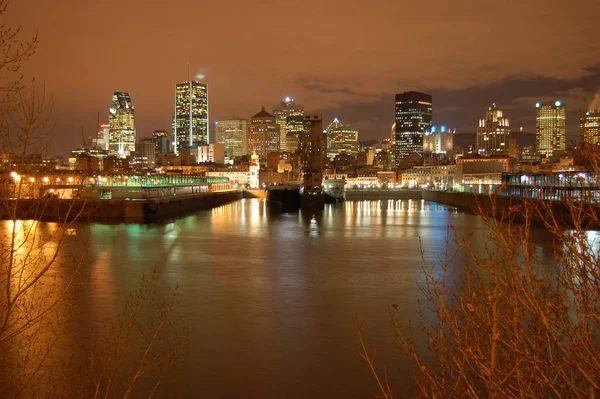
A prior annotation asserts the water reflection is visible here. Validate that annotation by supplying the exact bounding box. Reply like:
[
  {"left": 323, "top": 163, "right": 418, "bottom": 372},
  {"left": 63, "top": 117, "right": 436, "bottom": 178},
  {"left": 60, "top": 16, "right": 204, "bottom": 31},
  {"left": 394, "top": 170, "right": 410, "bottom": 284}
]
[{"left": 0, "top": 199, "right": 557, "bottom": 398}]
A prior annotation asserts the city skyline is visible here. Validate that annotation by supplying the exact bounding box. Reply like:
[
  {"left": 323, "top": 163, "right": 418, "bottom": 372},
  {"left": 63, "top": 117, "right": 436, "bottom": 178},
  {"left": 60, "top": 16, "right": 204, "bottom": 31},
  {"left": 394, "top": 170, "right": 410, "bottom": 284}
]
[{"left": 7, "top": 0, "right": 600, "bottom": 156}]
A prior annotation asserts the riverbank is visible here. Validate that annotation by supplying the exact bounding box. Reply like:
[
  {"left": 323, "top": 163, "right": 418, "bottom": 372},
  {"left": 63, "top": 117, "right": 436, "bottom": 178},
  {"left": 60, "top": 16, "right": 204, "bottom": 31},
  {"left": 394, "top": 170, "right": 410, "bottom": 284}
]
[{"left": 0, "top": 190, "right": 243, "bottom": 223}]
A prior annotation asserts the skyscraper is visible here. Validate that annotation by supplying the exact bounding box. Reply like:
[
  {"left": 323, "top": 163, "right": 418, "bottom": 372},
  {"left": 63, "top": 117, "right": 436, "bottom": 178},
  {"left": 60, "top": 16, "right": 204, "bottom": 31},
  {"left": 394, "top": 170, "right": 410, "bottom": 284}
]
[
  {"left": 394, "top": 91, "right": 432, "bottom": 165},
  {"left": 173, "top": 81, "right": 209, "bottom": 154},
  {"left": 581, "top": 110, "right": 600, "bottom": 146},
  {"left": 215, "top": 119, "right": 248, "bottom": 163},
  {"left": 476, "top": 103, "right": 511, "bottom": 156},
  {"left": 272, "top": 97, "right": 304, "bottom": 152},
  {"left": 247, "top": 107, "right": 280, "bottom": 159},
  {"left": 536, "top": 101, "right": 566, "bottom": 157},
  {"left": 108, "top": 92, "right": 136, "bottom": 157},
  {"left": 324, "top": 117, "right": 359, "bottom": 160}
]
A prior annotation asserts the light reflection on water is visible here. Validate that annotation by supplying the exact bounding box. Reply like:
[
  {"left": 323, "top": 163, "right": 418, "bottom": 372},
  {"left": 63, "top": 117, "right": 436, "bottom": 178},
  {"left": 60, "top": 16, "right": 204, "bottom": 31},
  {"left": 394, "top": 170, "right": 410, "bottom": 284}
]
[{"left": 1, "top": 199, "right": 555, "bottom": 398}]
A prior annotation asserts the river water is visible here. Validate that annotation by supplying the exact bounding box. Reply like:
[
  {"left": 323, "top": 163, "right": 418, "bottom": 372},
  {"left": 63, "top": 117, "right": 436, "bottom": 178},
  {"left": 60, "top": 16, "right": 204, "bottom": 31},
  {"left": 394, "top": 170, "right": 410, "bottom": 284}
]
[{"left": 2, "top": 199, "right": 556, "bottom": 397}]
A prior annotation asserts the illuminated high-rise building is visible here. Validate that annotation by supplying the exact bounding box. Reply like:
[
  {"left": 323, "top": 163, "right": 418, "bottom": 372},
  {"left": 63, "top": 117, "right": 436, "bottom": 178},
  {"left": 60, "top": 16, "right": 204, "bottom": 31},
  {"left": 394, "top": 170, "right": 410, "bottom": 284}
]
[
  {"left": 423, "top": 125, "right": 455, "bottom": 154},
  {"left": 173, "top": 81, "right": 209, "bottom": 154},
  {"left": 324, "top": 117, "right": 359, "bottom": 160},
  {"left": 247, "top": 107, "right": 280, "bottom": 159},
  {"left": 394, "top": 91, "right": 432, "bottom": 165},
  {"left": 476, "top": 103, "right": 511, "bottom": 156},
  {"left": 215, "top": 119, "right": 248, "bottom": 163},
  {"left": 108, "top": 92, "right": 136, "bottom": 157},
  {"left": 272, "top": 97, "right": 304, "bottom": 152},
  {"left": 581, "top": 110, "right": 600, "bottom": 146},
  {"left": 536, "top": 101, "right": 566, "bottom": 157}
]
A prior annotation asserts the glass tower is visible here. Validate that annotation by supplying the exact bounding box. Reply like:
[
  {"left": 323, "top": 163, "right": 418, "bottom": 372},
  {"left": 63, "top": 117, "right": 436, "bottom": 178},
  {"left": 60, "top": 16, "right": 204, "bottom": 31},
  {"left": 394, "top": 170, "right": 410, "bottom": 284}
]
[
  {"left": 324, "top": 117, "right": 359, "bottom": 160},
  {"left": 173, "top": 81, "right": 209, "bottom": 154},
  {"left": 272, "top": 97, "right": 304, "bottom": 152},
  {"left": 536, "top": 101, "right": 566, "bottom": 157},
  {"left": 108, "top": 92, "right": 136, "bottom": 157},
  {"left": 394, "top": 91, "right": 432, "bottom": 165}
]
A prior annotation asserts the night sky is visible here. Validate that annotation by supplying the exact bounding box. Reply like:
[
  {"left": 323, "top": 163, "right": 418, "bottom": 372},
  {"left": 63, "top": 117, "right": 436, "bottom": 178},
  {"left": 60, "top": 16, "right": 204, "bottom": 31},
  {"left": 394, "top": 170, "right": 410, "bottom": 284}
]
[{"left": 9, "top": 0, "right": 600, "bottom": 156}]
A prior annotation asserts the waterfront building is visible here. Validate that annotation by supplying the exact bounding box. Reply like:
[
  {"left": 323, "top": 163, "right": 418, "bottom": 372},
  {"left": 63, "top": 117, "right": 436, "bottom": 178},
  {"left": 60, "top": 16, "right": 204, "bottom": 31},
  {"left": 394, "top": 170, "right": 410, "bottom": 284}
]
[
  {"left": 394, "top": 91, "right": 432, "bottom": 165},
  {"left": 108, "top": 92, "right": 136, "bottom": 157},
  {"left": 536, "top": 101, "right": 566, "bottom": 157},
  {"left": 215, "top": 119, "right": 248, "bottom": 163},
  {"left": 581, "top": 110, "right": 600, "bottom": 146},
  {"left": 476, "top": 103, "right": 511, "bottom": 156},
  {"left": 173, "top": 81, "right": 209, "bottom": 154},
  {"left": 400, "top": 165, "right": 455, "bottom": 188},
  {"left": 248, "top": 107, "right": 280, "bottom": 159},
  {"left": 153, "top": 130, "right": 171, "bottom": 155},
  {"left": 423, "top": 125, "right": 455, "bottom": 154},
  {"left": 324, "top": 118, "right": 359, "bottom": 160},
  {"left": 272, "top": 97, "right": 304, "bottom": 152}
]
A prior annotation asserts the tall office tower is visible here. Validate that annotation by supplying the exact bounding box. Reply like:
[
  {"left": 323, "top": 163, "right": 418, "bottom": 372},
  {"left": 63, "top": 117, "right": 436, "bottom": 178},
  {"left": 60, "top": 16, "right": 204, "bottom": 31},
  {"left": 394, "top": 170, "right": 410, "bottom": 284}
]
[
  {"left": 476, "top": 103, "right": 511, "bottom": 156},
  {"left": 536, "top": 101, "right": 566, "bottom": 157},
  {"left": 272, "top": 97, "right": 304, "bottom": 152},
  {"left": 152, "top": 130, "right": 171, "bottom": 155},
  {"left": 173, "top": 81, "right": 209, "bottom": 154},
  {"left": 324, "top": 117, "right": 359, "bottom": 160},
  {"left": 92, "top": 123, "right": 110, "bottom": 150},
  {"left": 108, "top": 92, "right": 136, "bottom": 157},
  {"left": 394, "top": 91, "right": 432, "bottom": 165},
  {"left": 215, "top": 119, "right": 248, "bottom": 163},
  {"left": 423, "top": 125, "right": 455, "bottom": 154},
  {"left": 247, "top": 107, "right": 280, "bottom": 159},
  {"left": 581, "top": 110, "right": 600, "bottom": 146},
  {"left": 302, "top": 115, "right": 325, "bottom": 196}
]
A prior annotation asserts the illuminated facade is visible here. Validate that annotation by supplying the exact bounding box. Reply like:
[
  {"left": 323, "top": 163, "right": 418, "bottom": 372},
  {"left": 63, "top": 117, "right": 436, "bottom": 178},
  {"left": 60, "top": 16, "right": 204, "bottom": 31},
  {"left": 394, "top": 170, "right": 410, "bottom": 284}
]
[
  {"left": 248, "top": 107, "right": 280, "bottom": 159},
  {"left": 215, "top": 119, "right": 248, "bottom": 163},
  {"left": 108, "top": 92, "right": 136, "bottom": 157},
  {"left": 92, "top": 123, "right": 110, "bottom": 150},
  {"left": 394, "top": 91, "right": 432, "bottom": 165},
  {"left": 324, "top": 117, "right": 359, "bottom": 160},
  {"left": 272, "top": 97, "right": 304, "bottom": 152},
  {"left": 476, "top": 103, "right": 511, "bottom": 156},
  {"left": 536, "top": 101, "right": 566, "bottom": 157},
  {"left": 173, "top": 81, "right": 209, "bottom": 154},
  {"left": 423, "top": 125, "right": 455, "bottom": 154},
  {"left": 580, "top": 110, "right": 600, "bottom": 146}
]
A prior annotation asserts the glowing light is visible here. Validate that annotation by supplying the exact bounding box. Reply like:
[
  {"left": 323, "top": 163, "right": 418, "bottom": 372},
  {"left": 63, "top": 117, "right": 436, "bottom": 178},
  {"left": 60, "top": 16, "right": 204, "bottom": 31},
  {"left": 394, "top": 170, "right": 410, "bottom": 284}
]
[
  {"left": 42, "top": 177, "right": 49, "bottom": 183},
  {"left": 196, "top": 74, "right": 205, "bottom": 80},
  {"left": 536, "top": 102, "right": 541, "bottom": 108},
  {"left": 555, "top": 100, "right": 562, "bottom": 107},
  {"left": 29, "top": 177, "right": 35, "bottom": 182},
  {"left": 67, "top": 177, "right": 73, "bottom": 183}
]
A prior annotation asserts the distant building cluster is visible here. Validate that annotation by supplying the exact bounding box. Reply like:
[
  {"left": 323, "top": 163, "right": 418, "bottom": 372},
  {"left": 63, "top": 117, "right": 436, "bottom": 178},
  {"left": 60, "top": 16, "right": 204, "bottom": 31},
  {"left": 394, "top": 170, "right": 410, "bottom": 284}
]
[{"left": 6, "top": 74, "right": 599, "bottom": 195}]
